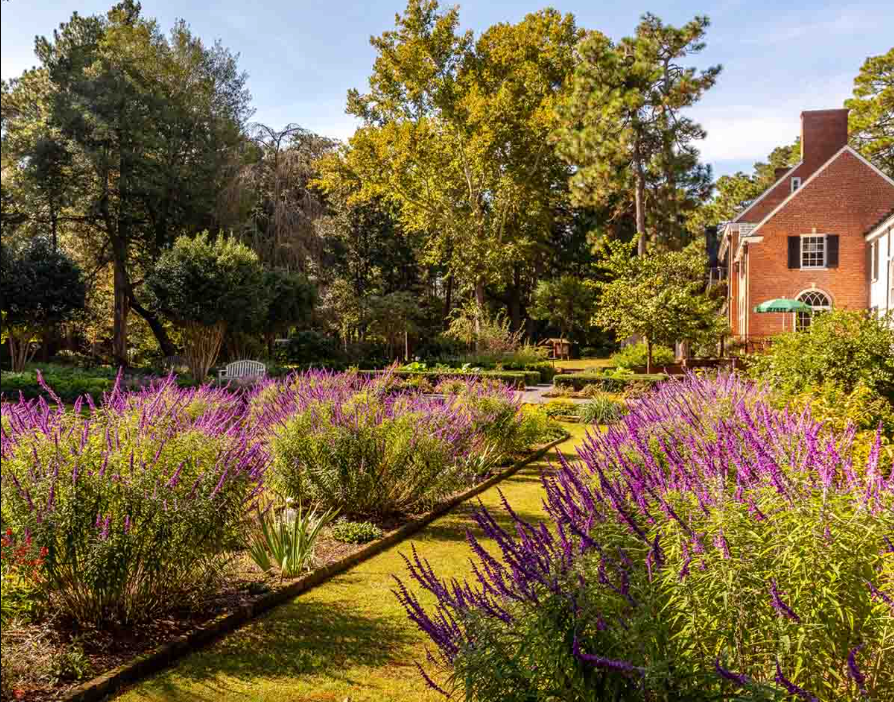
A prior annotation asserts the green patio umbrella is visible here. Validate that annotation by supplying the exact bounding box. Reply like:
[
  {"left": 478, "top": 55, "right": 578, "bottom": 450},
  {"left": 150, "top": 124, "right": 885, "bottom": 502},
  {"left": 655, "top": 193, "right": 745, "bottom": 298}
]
[
  {"left": 753, "top": 298, "right": 812, "bottom": 332},
  {"left": 753, "top": 298, "right": 811, "bottom": 314}
]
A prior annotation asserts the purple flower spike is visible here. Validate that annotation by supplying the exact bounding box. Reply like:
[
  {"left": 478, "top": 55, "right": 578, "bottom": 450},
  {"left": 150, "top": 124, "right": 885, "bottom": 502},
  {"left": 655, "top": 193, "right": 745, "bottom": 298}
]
[
  {"left": 847, "top": 645, "right": 867, "bottom": 696},
  {"left": 775, "top": 661, "right": 818, "bottom": 702},
  {"left": 572, "top": 636, "right": 645, "bottom": 675},
  {"left": 769, "top": 579, "right": 801, "bottom": 623},
  {"left": 714, "top": 658, "right": 749, "bottom": 688}
]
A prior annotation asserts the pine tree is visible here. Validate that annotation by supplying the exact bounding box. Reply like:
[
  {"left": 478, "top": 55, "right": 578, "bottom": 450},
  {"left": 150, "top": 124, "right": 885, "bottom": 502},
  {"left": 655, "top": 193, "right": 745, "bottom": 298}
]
[{"left": 557, "top": 14, "right": 721, "bottom": 254}]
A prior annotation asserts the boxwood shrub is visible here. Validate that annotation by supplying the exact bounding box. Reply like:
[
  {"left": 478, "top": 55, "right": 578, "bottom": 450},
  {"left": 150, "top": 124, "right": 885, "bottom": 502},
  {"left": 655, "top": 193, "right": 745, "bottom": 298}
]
[
  {"left": 364, "top": 370, "right": 536, "bottom": 389},
  {"left": 554, "top": 373, "right": 668, "bottom": 392}
]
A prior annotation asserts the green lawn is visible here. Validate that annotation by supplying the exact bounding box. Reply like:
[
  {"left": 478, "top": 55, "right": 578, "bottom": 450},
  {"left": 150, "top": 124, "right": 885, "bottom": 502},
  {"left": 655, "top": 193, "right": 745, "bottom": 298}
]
[{"left": 118, "top": 424, "right": 590, "bottom": 702}]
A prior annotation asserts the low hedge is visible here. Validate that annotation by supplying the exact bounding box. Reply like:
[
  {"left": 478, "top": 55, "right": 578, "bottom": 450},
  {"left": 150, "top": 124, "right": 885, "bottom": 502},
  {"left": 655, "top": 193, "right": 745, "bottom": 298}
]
[
  {"left": 364, "top": 370, "right": 537, "bottom": 390},
  {"left": 554, "top": 373, "right": 668, "bottom": 392}
]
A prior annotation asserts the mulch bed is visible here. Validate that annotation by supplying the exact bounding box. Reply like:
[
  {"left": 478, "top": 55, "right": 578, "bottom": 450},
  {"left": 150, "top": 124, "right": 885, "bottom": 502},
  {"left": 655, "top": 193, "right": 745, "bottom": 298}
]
[{"left": 2, "top": 537, "right": 365, "bottom": 702}]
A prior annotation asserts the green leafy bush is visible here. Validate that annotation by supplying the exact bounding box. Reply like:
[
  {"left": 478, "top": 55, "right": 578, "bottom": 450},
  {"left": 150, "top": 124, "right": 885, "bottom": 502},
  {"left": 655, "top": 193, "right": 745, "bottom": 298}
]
[
  {"left": 554, "top": 373, "right": 667, "bottom": 392},
  {"left": 611, "top": 342, "right": 675, "bottom": 370},
  {"left": 371, "top": 369, "right": 533, "bottom": 389},
  {"left": 270, "top": 399, "right": 469, "bottom": 518},
  {"left": 331, "top": 520, "right": 384, "bottom": 545},
  {"left": 543, "top": 400, "right": 578, "bottom": 419},
  {"left": 517, "top": 406, "right": 566, "bottom": 446},
  {"left": 748, "top": 310, "right": 894, "bottom": 400}
]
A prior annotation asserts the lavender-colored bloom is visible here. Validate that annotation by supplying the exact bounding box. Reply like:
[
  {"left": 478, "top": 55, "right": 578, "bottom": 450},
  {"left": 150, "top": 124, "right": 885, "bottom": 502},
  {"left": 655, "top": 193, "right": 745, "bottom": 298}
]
[
  {"left": 572, "top": 636, "right": 645, "bottom": 675},
  {"left": 714, "top": 658, "right": 749, "bottom": 688},
  {"left": 775, "top": 661, "right": 818, "bottom": 702},
  {"left": 847, "top": 645, "right": 867, "bottom": 696},
  {"left": 769, "top": 579, "right": 801, "bottom": 622},
  {"left": 868, "top": 581, "right": 894, "bottom": 613}
]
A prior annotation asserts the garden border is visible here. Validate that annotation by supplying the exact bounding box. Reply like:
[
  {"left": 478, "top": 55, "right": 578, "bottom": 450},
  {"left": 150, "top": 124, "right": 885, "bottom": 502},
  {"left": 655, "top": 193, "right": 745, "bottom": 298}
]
[{"left": 62, "top": 433, "right": 570, "bottom": 702}]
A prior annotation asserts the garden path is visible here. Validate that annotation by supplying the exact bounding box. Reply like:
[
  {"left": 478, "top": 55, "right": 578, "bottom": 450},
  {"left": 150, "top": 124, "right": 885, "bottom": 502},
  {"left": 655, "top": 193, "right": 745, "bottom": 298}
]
[{"left": 117, "top": 424, "right": 589, "bottom": 702}]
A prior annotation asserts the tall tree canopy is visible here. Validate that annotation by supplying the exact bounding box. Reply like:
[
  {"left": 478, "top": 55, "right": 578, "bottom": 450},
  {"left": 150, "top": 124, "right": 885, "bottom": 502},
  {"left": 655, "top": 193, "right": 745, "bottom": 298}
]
[
  {"left": 846, "top": 48, "right": 893, "bottom": 177},
  {"left": 557, "top": 14, "right": 721, "bottom": 254},
  {"left": 317, "top": 0, "right": 582, "bottom": 325},
  {"left": 3, "top": 0, "right": 252, "bottom": 363}
]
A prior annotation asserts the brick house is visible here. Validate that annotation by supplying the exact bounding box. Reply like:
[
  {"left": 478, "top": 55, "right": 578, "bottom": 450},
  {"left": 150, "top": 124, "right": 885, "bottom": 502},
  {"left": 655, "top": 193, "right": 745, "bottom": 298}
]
[{"left": 717, "top": 109, "right": 894, "bottom": 341}]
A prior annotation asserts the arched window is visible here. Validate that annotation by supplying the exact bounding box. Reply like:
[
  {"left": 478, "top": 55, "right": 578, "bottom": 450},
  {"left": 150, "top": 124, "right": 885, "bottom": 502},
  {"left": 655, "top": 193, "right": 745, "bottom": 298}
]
[{"left": 797, "top": 290, "right": 831, "bottom": 331}]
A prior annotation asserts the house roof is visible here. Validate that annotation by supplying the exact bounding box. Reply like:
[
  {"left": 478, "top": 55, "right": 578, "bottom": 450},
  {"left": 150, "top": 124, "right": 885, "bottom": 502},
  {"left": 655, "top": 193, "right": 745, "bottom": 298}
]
[
  {"left": 866, "top": 210, "right": 894, "bottom": 242},
  {"left": 748, "top": 146, "right": 894, "bottom": 239},
  {"left": 732, "top": 162, "right": 802, "bottom": 224}
]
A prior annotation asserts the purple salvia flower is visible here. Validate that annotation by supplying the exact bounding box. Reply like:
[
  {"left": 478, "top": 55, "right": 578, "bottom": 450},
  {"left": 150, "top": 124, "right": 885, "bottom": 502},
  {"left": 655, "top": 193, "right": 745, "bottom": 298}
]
[
  {"left": 714, "top": 658, "right": 749, "bottom": 688},
  {"left": 714, "top": 529, "right": 730, "bottom": 559},
  {"left": 847, "top": 645, "right": 867, "bottom": 696},
  {"left": 775, "top": 661, "right": 818, "bottom": 702},
  {"left": 572, "top": 636, "right": 645, "bottom": 675},
  {"left": 769, "top": 579, "right": 801, "bottom": 623}
]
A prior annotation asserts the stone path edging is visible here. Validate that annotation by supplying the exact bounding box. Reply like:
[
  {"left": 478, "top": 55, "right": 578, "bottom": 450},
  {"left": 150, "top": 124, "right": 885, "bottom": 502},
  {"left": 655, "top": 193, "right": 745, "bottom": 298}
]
[{"left": 63, "top": 433, "right": 569, "bottom": 702}]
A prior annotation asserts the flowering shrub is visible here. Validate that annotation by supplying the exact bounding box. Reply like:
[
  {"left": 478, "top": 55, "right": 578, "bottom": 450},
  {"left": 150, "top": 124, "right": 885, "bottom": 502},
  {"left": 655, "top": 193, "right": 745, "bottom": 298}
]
[
  {"left": 1, "top": 374, "right": 266, "bottom": 626},
  {"left": 396, "top": 374, "right": 894, "bottom": 701},
  {"left": 263, "top": 371, "right": 527, "bottom": 518}
]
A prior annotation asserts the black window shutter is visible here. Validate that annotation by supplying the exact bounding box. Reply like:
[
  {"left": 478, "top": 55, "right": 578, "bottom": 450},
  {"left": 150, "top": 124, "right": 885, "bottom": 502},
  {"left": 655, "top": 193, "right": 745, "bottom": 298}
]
[
  {"left": 827, "top": 235, "right": 840, "bottom": 268},
  {"left": 788, "top": 237, "right": 801, "bottom": 269}
]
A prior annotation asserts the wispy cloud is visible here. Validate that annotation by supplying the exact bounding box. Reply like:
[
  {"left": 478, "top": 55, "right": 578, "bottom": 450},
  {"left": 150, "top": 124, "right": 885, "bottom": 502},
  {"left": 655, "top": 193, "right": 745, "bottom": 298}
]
[
  {"left": 741, "top": 9, "right": 871, "bottom": 46},
  {"left": 691, "top": 72, "right": 854, "bottom": 169}
]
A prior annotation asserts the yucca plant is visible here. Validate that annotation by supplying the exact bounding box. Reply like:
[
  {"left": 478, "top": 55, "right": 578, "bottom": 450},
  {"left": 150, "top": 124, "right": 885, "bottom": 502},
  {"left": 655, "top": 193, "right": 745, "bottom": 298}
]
[{"left": 248, "top": 502, "right": 339, "bottom": 580}]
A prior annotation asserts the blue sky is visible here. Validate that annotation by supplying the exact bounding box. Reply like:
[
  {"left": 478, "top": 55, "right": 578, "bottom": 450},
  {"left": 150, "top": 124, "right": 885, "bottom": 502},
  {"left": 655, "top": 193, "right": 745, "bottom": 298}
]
[{"left": 2, "top": 0, "right": 892, "bottom": 178}]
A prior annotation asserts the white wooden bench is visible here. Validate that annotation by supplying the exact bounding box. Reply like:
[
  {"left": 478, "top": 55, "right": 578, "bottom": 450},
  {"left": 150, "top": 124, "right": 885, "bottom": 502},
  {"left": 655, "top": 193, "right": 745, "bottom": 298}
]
[{"left": 219, "top": 360, "right": 267, "bottom": 383}]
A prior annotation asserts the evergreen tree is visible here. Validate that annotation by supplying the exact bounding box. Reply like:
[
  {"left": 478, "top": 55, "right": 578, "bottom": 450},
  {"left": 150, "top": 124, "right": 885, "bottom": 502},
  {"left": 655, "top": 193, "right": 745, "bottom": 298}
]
[
  {"left": 847, "top": 48, "right": 893, "bottom": 176},
  {"left": 557, "top": 14, "right": 721, "bottom": 254}
]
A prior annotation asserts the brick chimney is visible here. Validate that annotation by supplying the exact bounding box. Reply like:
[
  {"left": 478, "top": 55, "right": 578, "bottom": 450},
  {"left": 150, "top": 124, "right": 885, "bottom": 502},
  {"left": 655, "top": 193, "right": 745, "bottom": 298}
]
[
  {"left": 774, "top": 167, "right": 789, "bottom": 181},
  {"left": 801, "top": 109, "right": 849, "bottom": 172}
]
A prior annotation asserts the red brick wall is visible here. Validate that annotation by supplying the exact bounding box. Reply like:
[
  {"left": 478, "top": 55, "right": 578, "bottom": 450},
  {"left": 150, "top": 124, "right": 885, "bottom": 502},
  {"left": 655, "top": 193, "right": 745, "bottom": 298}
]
[{"left": 745, "top": 150, "right": 894, "bottom": 337}]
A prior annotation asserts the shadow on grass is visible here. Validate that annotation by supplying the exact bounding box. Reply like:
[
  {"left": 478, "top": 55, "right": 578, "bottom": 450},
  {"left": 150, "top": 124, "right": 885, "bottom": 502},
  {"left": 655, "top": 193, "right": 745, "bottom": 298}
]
[{"left": 127, "top": 598, "right": 416, "bottom": 701}]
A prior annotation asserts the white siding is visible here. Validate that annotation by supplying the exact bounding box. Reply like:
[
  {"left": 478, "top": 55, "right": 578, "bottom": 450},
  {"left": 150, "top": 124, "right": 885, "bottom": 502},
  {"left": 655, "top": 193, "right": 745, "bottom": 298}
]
[{"left": 869, "top": 223, "right": 892, "bottom": 317}]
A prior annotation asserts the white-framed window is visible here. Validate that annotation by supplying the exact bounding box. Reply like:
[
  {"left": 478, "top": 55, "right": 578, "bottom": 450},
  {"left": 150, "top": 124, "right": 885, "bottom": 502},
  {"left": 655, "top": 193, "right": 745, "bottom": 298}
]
[
  {"left": 800, "top": 234, "right": 827, "bottom": 269},
  {"left": 791, "top": 177, "right": 802, "bottom": 193},
  {"left": 797, "top": 290, "right": 832, "bottom": 331}
]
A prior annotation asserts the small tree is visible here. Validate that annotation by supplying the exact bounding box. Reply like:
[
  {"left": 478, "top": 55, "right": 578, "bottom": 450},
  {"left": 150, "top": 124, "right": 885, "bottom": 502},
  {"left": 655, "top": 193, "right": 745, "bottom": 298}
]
[
  {"left": 145, "top": 234, "right": 268, "bottom": 381},
  {"left": 594, "top": 240, "right": 724, "bottom": 373},
  {"left": 367, "top": 292, "right": 420, "bottom": 361},
  {"left": 530, "top": 276, "right": 598, "bottom": 344},
  {"left": 0, "top": 237, "right": 86, "bottom": 372},
  {"left": 262, "top": 269, "right": 317, "bottom": 355}
]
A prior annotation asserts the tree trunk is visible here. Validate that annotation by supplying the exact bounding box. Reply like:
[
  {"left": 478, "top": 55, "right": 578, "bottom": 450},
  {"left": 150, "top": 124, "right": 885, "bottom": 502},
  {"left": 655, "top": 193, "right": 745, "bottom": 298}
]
[
  {"left": 112, "top": 252, "right": 130, "bottom": 367},
  {"left": 183, "top": 322, "right": 226, "bottom": 383},
  {"left": 634, "top": 137, "right": 647, "bottom": 256},
  {"left": 508, "top": 267, "right": 523, "bottom": 334},
  {"left": 443, "top": 273, "right": 454, "bottom": 329},
  {"left": 8, "top": 332, "right": 37, "bottom": 373},
  {"left": 646, "top": 338, "right": 653, "bottom": 375},
  {"left": 130, "top": 299, "right": 177, "bottom": 358},
  {"left": 475, "top": 277, "right": 486, "bottom": 352}
]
